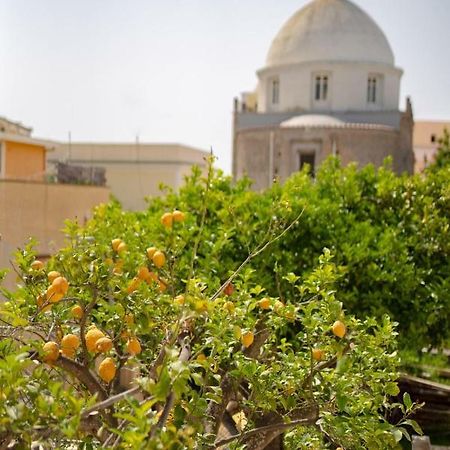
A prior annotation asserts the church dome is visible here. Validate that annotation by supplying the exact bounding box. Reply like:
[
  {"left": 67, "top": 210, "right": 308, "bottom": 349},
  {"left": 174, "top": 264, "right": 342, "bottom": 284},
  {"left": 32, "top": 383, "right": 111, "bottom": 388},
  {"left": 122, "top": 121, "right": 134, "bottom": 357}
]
[{"left": 266, "top": 0, "right": 395, "bottom": 68}]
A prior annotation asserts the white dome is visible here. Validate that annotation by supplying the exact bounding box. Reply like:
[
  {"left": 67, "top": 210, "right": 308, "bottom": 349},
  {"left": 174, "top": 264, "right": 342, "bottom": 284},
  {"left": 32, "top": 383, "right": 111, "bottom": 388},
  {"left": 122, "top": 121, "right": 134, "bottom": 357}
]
[{"left": 266, "top": 0, "right": 395, "bottom": 68}]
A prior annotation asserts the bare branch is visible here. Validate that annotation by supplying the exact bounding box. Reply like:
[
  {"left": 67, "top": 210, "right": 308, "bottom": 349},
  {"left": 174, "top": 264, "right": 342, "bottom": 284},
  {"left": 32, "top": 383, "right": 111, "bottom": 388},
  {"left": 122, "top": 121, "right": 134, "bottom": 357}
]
[
  {"left": 210, "top": 209, "right": 304, "bottom": 301},
  {"left": 81, "top": 386, "right": 140, "bottom": 419},
  {"left": 54, "top": 356, "right": 108, "bottom": 401},
  {"left": 79, "top": 288, "right": 99, "bottom": 366},
  {"left": 212, "top": 416, "right": 317, "bottom": 448},
  {"left": 148, "top": 339, "right": 191, "bottom": 439}
]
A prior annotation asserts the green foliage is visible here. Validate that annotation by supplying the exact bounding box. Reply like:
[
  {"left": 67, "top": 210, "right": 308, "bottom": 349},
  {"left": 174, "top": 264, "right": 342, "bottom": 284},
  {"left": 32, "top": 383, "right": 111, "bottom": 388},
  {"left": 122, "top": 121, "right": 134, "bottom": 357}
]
[
  {"left": 142, "top": 159, "right": 450, "bottom": 350},
  {"left": 1, "top": 157, "right": 440, "bottom": 447},
  {"left": 429, "top": 128, "right": 450, "bottom": 170}
]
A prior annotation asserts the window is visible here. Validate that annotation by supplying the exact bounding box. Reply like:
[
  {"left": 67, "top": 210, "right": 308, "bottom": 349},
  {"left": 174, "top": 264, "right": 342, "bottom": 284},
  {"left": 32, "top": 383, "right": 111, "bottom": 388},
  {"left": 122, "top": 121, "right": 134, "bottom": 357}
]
[
  {"left": 431, "top": 134, "right": 436, "bottom": 143},
  {"left": 314, "top": 75, "right": 328, "bottom": 101},
  {"left": 367, "top": 76, "right": 377, "bottom": 103},
  {"left": 271, "top": 78, "right": 280, "bottom": 104},
  {"left": 299, "top": 152, "right": 315, "bottom": 176}
]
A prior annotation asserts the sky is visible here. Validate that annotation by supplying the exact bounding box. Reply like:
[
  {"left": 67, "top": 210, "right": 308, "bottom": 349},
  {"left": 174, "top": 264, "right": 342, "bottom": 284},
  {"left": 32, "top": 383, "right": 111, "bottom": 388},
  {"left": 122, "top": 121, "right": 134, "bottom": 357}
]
[{"left": 0, "top": 0, "right": 449, "bottom": 173}]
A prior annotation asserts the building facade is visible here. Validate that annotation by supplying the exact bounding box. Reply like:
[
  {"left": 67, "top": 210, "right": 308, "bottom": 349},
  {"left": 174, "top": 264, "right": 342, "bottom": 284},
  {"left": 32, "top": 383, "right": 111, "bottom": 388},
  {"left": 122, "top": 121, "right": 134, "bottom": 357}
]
[
  {"left": 413, "top": 121, "right": 450, "bottom": 172},
  {"left": 0, "top": 118, "right": 110, "bottom": 291},
  {"left": 233, "top": 0, "right": 414, "bottom": 189},
  {"left": 47, "top": 142, "right": 208, "bottom": 211}
]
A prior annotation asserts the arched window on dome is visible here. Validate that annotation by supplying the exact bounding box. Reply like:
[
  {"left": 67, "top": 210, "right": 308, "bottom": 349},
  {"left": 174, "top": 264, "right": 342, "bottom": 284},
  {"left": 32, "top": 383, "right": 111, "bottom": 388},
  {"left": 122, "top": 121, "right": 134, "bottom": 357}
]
[
  {"left": 315, "top": 75, "right": 328, "bottom": 101},
  {"left": 367, "top": 74, "right": 383, "bottom": 106},
  {"left": 270, "top": 78, "right": 280, "bottom": 105},
  {"left": 312, "top": 72, "right": 331, "bottom": 110}
]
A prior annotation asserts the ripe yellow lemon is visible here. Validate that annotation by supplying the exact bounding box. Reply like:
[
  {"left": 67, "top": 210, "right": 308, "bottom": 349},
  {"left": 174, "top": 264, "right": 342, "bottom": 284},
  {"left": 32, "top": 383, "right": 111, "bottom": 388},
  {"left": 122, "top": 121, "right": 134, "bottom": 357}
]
[
  {"left": 85, "top": 328, "right": 105, "bottom": 352},
  {"left": 161, "top": 212, "right": 173, "bottom": 228},
  {"left": 146, "top": 247, "right": 157, "bottom": 260},
  {"left": 46, "top": 285, "right": 64, "bottom": 303},
  {"left": 117, "top": 242, "right": 127, "bottom": 254},
  {"left": 111, "top": 239, "right": 122, "bottom": 252},
  {"left": 31, "top": 260, "right": 44, "bottom": 271},
  {"left": 98, "top": 357, "right": 116, "bottom": 383},
  {"left": 147, "top": 271, "right": 159, "bottom": 283},
  {"left": 312, "top": 348, "right": 324, "bottom": 361},
  {"left": 71, "top": 304, "right": 83, "bottom": 320},
  {"left": 274, "top": 300, "right": 285, "bottom": 313},
  {"left": 61, "top": 347, "right": 76, "bottom": 359},
  {"left": 137, "top": 266, "right": 151, "bottom": 281},
  {"left": 258, "top": 298, "right": 271, "bottom": 310},
  {"left": 332, "top": 320, "right": 346, "bottom": 339},
  {"left": 42, "top": 341, "right": 59, "bottom": 363},
  {"left": 126, "top": 337, "right": 142, "bottom": 355},
  {"left": 152, "top": 251, "right": 166, "bottom": 268},
  {"left": 127, "top": 277, "right": 141, "bottom": 294},
  {"left": 241, "top": 331, "right": 254, "bottom": 348},
  {"left": 47, "top": 271, "right": 61, "bottom": 283},
  {"left": 37, "top": 295, "right": 52, "bottom": 312},
  {"left": 96, "top": 337, "right": 113, "bottom": 353},
  {"left": 172, "top": 210, "right": 185, "bottom": 222},
  {"left": 197, "top": 353, "right": 207, "bottom": 362},
  {"left": 174, "top": 294, "right": 185, "bottom": 305},
  {"left": 52, "top": 276, "right": 69, "bottom": 295},
  {"left": 61, "top": 334, "right": 80, "bottom": 351}
]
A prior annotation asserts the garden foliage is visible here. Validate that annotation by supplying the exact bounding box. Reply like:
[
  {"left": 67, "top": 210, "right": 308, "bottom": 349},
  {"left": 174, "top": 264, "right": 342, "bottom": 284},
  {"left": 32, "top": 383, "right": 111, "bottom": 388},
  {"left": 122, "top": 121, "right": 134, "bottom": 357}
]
[{"left": 0, "top": 156, "right": 446, "bottom": 448}]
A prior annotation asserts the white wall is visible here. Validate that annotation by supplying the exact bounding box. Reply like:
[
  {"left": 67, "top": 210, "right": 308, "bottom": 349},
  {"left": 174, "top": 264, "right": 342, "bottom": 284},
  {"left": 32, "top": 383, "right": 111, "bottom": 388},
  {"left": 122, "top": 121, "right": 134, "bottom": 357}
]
[{"left": 257, "top": 62, "right": 402, "bottom": 113}]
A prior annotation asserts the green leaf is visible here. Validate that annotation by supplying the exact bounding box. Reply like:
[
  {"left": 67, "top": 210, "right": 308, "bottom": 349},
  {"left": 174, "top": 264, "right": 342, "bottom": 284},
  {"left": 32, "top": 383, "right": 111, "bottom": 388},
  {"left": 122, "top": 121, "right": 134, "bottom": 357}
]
[
  {"left": 402, "top": 419, "right": 423, "bottom": 435},
  {"left": 385, "top": 382, "right": 400, "bottom": 396},
  {"left": 403, "top": 392, "right": 412, "bottom": 410},
  {"left": 336, "top": 394, "right": 348, "bottom": 411},
  {"left": 392, "top": 429, "right": 403, "bottom": 443},
  {"left": 191, "top": 372, "right": 204, "bottom": 387}
]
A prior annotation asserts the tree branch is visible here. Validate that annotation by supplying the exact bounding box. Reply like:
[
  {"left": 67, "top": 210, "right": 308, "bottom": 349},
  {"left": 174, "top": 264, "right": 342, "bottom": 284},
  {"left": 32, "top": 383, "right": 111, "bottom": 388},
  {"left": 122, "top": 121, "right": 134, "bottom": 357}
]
[
  {"left": 210, "top": 209, "right": 304, "bottom": 301},
  {"left": 54, "top": 356, "right": 108, "bottom": 401},
  {"left": 212, "top": 415, "right": 317, "bottom": 448}
]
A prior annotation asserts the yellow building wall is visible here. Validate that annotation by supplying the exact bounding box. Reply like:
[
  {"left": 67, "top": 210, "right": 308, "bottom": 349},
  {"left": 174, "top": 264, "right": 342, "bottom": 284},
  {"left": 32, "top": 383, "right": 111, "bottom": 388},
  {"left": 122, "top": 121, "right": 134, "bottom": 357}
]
[
  {"left": 4, "top": 140, "right": 46, "bottom": 180},
  {"left": 0, "top": 180, "right": 110, "bottom": 291}
]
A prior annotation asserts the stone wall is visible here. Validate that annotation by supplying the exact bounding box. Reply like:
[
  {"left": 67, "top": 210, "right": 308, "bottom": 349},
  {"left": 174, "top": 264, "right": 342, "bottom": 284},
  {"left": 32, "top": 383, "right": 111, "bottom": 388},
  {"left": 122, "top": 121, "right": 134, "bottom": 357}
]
[{"left": 235, "top": 125, "right": 407, "bottom": 190}]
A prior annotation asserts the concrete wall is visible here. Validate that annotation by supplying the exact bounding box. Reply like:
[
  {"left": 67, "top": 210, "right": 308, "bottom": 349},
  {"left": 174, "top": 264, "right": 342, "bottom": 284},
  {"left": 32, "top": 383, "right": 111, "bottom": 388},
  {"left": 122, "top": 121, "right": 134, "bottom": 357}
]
[
  {"left": 235, "top": 125, "right": 403, "bottom": 190},
  {"left": 48, "top": 142, "right": 208, "bottom": 210},
  {"left": 257, "top": 62, "right": 402, "bottom": 114},
  {"left": 0, "top": 180, "right": 109, "bottom": 290}
]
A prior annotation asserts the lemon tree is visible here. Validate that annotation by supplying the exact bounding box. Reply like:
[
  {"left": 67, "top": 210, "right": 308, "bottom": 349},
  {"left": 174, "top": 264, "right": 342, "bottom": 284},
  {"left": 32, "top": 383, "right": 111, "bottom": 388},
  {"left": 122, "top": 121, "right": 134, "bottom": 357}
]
[{"left": 0, "top": 160, "right": 424, "bottom": 448}]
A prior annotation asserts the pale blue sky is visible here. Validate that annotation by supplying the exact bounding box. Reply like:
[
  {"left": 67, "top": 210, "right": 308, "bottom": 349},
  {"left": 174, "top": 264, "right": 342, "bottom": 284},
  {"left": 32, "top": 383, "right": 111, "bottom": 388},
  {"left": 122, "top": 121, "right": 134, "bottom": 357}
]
[{"left": 1, "top": 0, "right": 449, "bottom": 172}]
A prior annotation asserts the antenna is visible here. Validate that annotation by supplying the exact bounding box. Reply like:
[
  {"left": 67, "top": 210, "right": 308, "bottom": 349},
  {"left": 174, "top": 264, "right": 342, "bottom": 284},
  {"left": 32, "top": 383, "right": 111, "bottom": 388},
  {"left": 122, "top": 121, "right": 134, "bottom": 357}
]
[{"left": 68, "top": 131, "right": 72, "bottom": 161}]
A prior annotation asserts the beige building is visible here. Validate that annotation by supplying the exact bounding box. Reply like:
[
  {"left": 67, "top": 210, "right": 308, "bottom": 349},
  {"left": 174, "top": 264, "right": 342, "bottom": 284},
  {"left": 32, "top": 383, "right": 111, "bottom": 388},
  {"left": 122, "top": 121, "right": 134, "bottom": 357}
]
[
  {"left": 0, "top": 117, "right": 110, "bottom": 291},
  {"left": 47, "top": 142, "right": 208, "bottom": 211},
  {"left": 233, "top": 0, "right": 414, "bottom": 188},
  {"left": 413, "top": 121, "right": 450, "bottom": 172},
  {"left": 1, "top": 114, "right": 208, "bottom": 292}
]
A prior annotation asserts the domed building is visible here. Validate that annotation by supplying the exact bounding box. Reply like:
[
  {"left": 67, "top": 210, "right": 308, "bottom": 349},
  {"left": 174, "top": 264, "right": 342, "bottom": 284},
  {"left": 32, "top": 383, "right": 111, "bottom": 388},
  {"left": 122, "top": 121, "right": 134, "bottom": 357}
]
[{"left": 233, "top": 0, "right": 414, "bottom": 189}]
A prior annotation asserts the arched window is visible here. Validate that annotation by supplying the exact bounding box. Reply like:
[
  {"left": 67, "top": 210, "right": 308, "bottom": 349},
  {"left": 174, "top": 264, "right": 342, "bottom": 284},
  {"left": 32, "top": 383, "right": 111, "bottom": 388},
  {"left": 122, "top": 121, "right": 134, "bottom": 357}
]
[
  {"left": 367, "top": 74, "right": 383, "bottom": 105},
  {"left": 315, "top": 75, "right": 328, "bottom": 100},
  {"left": 271, "top": 78, "right": 280, "bottom": 105},
  {"left": 367, "top": 76, "right": 377, "bottom": 103}
]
